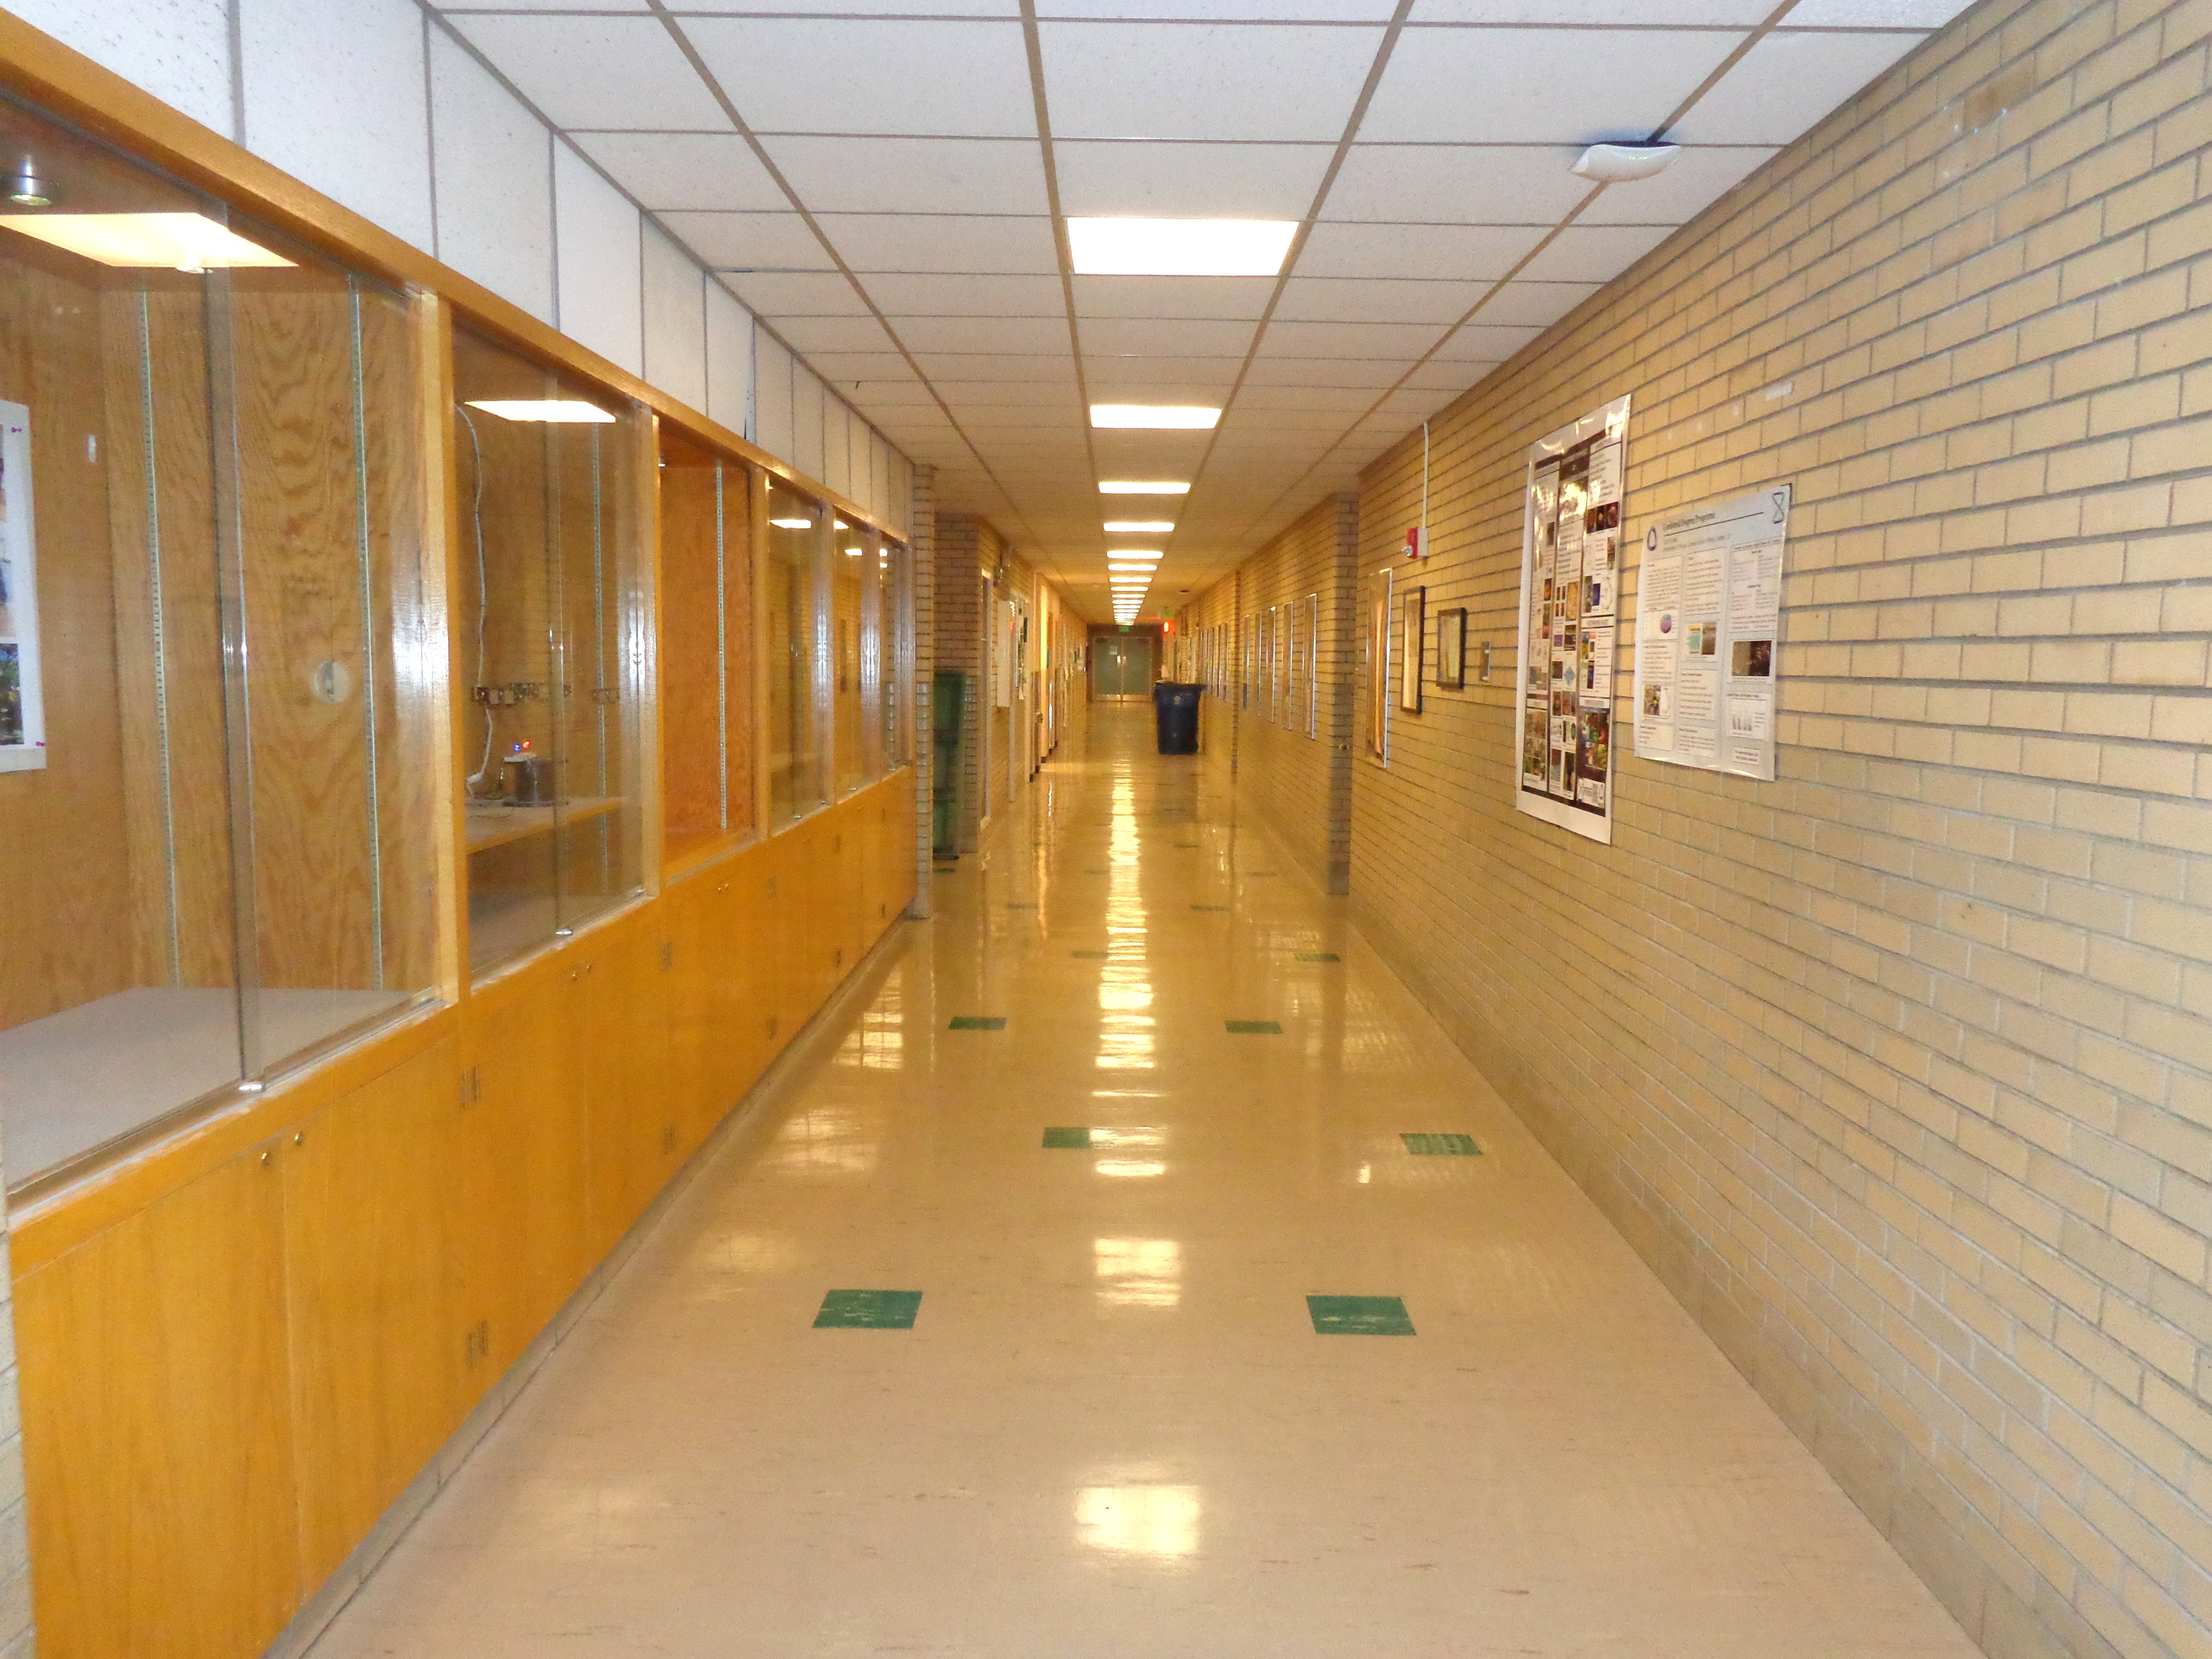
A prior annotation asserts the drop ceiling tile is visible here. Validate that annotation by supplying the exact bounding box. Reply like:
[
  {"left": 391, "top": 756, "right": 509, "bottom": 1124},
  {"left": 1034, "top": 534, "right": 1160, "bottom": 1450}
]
[
  {"left": 1363, "top": 27, "right": 1740, "bottom": 144},
  {"left": 894, "top": 315, "right": 1071, "bottom": 353},
  {"left": 1407, "top": 1, "right": 1769, "bottom": 21},
  {"left": 934, "top": 381, "right": 1083, "bottom": 405},
  {"left": 1043, "top": 0, "right": 1398, "bottom": 12},
  {"left": 1257, "top": 318, "right": 1442, "bottom": 358},
  {"left": 1577, "top": 145, "right": 1780, "bottom": 226},
  {"left": 760, "top": 136, "right": 1048, "bottom": 213},
  {"left": 1472, "top": 279, "right": 1599, "bottom": 328},
  {"left": 1671, "top": 31, "right": 1928, "bottom": 146},
  {"left": 1079, "top": 317, "right": 1258, "bottom": 356},
  {"left": 1430, "top": 322, "right": 1538, "bottom": 359},
  {"left": 1398, "top": 358, "right": 1487, "bottom": 392},
  {"left": 1275, "top": 276, "right": 1486, "bottom": 324},
  {"left": 1053, "top": 140, "right": 1331, "bottom": 218},
  {"left": 1294, "top": 221, "right": 1541, "bottom": 281},
  {"left": 914, "top": 353, "right": 1079, "bottom": 381},
  {"left": 1218, "top": 407, "right": 1351, "bottom": 431},
  {"left": 1322, "top": 145, "right": 1590, "bottom": 224},
  {"left": 1784, "top": 0, "right": 1963, "bottom": 24},
  {"left": 861, "top": 273, "right": 1068, "bottom": 316},
  {"left": 849, "top": 381, "right": 942, "bottom": 406},
  {"left": 945, "top": 404, "right": 1088, "bottom": 427},
  {"left": 680, "top": 0, "right": 1018, "bottom": 11},
  {"left": 445, "top": 14, "right": 733, "bottom": 130},
  {"left": 772, "top": 317, "right": 897, "bottom": 353},
  {"left": 663, "top": 210, "right": 831, "bottom": 269},
  {"left": 1236, "top": 384, "right": 1378, "bottom": 410},
  {"left": 824, "top": 214, "right": 1059, "bottom": 274},
  {"left": 1039, "top": 21, "right": 1380, "bottom": 141},
  {"left": 571, "top": 132, "right": 786, "bottom": 211},
  {"left": 681, "top": 17, "right": 1035, "bottom": 137},
  {"left": 1083, "top": 358, "right": 1241, "bottom": 392},
  {"left": 1073, "top": 275, "right": 1277, "bottom": 319},
  {"left": 442, "top": 1, "right": 653, "bottom": 10},
  {"left": 1243, "top": 357, "right": 1403, "bottom": 388},
  {"left": 727, "top": 271, "right": 872, "bottom": 313},
  {"left": 1516, "top": 224, "right": 1676, "bottom": 283}
]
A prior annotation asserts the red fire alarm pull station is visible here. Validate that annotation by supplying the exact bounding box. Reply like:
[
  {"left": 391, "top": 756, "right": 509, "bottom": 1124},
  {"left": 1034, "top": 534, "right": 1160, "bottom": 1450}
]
[{"left": 1404, "top": 526, "right": 1427, "bottom": 559}]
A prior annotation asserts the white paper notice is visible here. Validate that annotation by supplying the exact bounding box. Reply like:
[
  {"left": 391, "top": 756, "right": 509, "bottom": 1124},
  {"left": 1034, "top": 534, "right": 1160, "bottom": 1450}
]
[
  {"left": 1514, "top": 395, "right": 1630, "bottom": 844},
  {"left": 1631, "top": 484, "right": 1791, "bottom": 782}
]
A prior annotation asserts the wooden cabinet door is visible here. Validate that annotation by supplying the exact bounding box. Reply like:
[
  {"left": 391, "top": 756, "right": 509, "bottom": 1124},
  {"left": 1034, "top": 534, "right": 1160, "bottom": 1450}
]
[
  {"left": 17, "top": 1142, "right": 301, "bottom": 1659},
  {"left": 580, "top": 918, "right": 675, "bottom": 1260},
  {"left": 283, "top": 1035, "right": 468, "bottom": 1588},
  {"left": 455, "top": 960, "right": 588, "bottom": 1400}
]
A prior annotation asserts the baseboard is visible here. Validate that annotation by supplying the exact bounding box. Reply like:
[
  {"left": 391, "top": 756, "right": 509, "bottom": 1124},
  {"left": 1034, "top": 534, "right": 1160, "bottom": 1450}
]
[{"left": 267, "top": 917, "right": 920, "bottom": 1659}]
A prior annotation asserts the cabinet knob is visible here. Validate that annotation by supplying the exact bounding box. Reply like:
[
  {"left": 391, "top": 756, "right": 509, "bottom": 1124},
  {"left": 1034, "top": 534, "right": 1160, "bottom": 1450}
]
[
  {"left": 259, "top": 1150, "right": 271, "bottom": 1168},
  {"left": 294, "top": 1132, "right": 304, "bottom": 1147}
]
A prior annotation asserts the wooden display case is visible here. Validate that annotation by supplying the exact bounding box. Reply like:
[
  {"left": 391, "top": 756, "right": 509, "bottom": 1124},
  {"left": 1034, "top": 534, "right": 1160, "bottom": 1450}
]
[{"left": 658, "top": 425, "right": 756, "bottom": 872}]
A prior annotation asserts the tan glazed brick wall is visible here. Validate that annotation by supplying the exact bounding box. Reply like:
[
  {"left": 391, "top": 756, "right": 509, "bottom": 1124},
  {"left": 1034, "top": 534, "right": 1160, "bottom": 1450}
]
[
  {"left": 1193, "top": 496, "right": 1362, "bottom": 894},
  {"left": 1347, "top": 4, "right": 2212, "bottom": 1659}
]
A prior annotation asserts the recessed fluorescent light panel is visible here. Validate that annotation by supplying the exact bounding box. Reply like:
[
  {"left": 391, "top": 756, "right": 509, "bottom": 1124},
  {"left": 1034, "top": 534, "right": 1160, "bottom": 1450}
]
[
  {"left": 1091, "top": 405, "right": 1220, "bottom": 431},
  {"left": 466, "top": 399, "right": 618, "bottom": 424},
  {"left": 769, "top": 517, "right": 815, "bottom": 529},
  {"left": 1104, "top": 521, "right": 1174, "bottom": 533},
  {"left": 1100, "top": 481, "right": 1190, "bottom": 495},
  {"left": 1107, "top": 549, "right": 1162, "bottom": 560},
  {"left": 0, "top": 211, "right": 293, "bottom": 270},
  {"left": 1069, "top": 217, "right": 1297, "bottom": 277}
]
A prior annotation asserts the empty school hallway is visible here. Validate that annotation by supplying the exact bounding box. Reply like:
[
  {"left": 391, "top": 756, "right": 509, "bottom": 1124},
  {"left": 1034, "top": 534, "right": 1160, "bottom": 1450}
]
[{"left": 306, "top": 711, "right": 1978, "bottom": 1659}]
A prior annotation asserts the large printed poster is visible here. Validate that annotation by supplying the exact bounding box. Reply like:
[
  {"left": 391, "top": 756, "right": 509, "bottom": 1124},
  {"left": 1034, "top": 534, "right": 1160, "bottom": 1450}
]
[
  {"left": 0, "top": 400, "right": 43, "bottom": 772},
  {"left": 1632, "top": 485, "right": 1791, "bottom": 781},
  {"left": 1514, "top": 395, "right": 1628, "bottom": 843}
]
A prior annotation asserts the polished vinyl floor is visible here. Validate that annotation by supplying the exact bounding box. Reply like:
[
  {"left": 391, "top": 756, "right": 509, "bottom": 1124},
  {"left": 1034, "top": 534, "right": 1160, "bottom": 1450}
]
[{"left": 313, "top": 708, "right": 1979, "bottom": 1659}]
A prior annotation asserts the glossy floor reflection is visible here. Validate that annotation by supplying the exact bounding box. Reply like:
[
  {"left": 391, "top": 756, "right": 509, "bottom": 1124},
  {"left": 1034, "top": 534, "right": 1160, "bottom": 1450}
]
[{"left": 311, "top": 708, "right": 1978, "bottom": 1659}]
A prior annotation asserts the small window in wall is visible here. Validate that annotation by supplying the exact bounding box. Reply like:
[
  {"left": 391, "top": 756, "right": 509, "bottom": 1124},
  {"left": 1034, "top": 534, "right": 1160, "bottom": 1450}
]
[
  {"left": 0, "top": 93, "right": 438, "bottom": 1188},
  {"left": 766, "top": 478, "right": 826, "bottom": 823},
  {"left": 453, "top": 326, "right": 644, "bottom": 977},
  {"left": 658, "top": 427, "right": 754, "bottom": 866}
]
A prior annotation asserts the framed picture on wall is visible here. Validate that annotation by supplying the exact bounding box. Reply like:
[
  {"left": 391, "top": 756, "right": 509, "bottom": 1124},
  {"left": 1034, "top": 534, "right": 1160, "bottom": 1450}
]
[
  {"left": 1437, "top": 606, "right": 1467, "bottom": 691},
  {"left": 1365, "top": 568, "right": 1390, "bottom": 764},
  {"left": 1399, "top": 585, "right": 1424, "bottom": 714}
]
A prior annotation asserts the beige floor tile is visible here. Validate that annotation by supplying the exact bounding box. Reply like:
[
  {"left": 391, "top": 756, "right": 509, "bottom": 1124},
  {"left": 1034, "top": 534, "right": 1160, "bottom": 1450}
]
[{"left": 308, "top": 708, "right": 1980, "bottom": 1659}]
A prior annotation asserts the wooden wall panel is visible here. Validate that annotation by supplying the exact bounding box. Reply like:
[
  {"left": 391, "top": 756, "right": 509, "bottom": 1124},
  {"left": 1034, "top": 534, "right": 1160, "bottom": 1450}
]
[
  {"left": 283, "top": 1035, "right": 466, "bottom": 1587},
  {"left": 579, "top": 915, "right": 674, "bottom": 1260},
  {"left": 16, "top": 1140, "right": 301, "bottom": 1659},
  {"left": 0, "top": 251, "right": 136, "bottom": 1028}
]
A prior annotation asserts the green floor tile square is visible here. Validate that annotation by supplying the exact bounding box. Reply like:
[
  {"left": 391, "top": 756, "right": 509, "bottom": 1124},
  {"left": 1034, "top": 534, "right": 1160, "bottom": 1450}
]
[
  {"left": 948, "top": 1016, "right": 1006, "bottom": 1031},
  {"left": 1042, "top": 1127, "right": 1094, "bottom": 1149},
  {"left": 1402, "top": 1132, "right": 1481, "bottom": 1156},
  {"left": 1072, "top": 949, "right": 1109, "bottom": 959},
  {"left": 1192, "top": 903, "right": 1229, "bottom": 913},
  {"left": 1226, "top": 1019, "right": 1282, "bottom": 1035},
  {"left": 1295, "top": 951, "right": 1341, "bottom": 962},
  {"left": 814, "top": 1289, "right": 923, "bottom": 1330},
  {"left": 1307, "top": 1295, "right": 1415, "bottom": 1336}
]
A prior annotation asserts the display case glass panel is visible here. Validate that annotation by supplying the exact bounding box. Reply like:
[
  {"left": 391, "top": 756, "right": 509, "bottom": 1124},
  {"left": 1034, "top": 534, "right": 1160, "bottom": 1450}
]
[
  {"left": 658, "top": 428, "right": 754, "bottom": 864},
  {"left": 880, "top": 540, "right": 912, "bottom": 769},
  {"left": 0, "top": 94, "right": 438, "bottom": 1188},
  {"left": 453, "top": 327, "right": 642, "bottom": 977},
  {"left": 834, "top": 519, "right": 871, "bottom": 796},
  {"left": 766, "top": 479, "right": 825, "bottom": 825}
]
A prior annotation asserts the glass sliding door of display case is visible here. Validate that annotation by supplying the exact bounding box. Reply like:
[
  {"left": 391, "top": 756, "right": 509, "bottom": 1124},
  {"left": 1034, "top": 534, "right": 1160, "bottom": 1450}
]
[
  {"left": 0, "top": 91, "right": 439, "bottom": 1191},
  {"left": 881, "top": 539, "right": 912, "bottom": 769},
  {"left": 658, "top": 429, "right": 754, "bottom": 865},
  {"left": 766, "top": 480, "right": 826, "bottom": 824},
  {"left": 453, "top": 327, "right": 642, "bottom": 977},
  {"left": 835, "top": 520, "right": 872, "bottom": 795}
]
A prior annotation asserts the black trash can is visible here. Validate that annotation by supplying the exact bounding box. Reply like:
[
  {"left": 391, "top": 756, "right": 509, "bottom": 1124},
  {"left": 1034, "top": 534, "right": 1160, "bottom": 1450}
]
[{"left": 1153, "top": 681, "right": 1201, "bottom": 755}]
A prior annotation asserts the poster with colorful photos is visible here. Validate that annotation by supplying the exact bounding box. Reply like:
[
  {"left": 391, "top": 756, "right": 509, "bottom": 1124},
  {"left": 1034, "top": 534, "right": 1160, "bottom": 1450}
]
[
  {"left": 1632, "top": 484, "right": 1791, "bottom": 781},
  {"left": 0, "top": 400, "right": 43, "bottom": 772},
  {"left": 1513, "top": 395, "right": 1628, "bottom": 844}
]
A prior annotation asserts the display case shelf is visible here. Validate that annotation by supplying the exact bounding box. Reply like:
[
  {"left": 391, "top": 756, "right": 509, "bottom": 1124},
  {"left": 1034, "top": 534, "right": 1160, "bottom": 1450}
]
[{"left": 463, "top": 794, "right": 620, "bottom": 854}]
